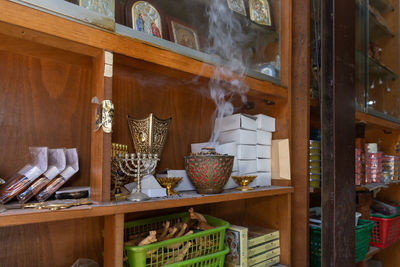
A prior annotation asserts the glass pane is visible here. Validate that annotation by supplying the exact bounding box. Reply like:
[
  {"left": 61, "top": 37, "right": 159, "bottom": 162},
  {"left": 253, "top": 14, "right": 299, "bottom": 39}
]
[
  {"left": 366, "top": 0, "right": 400, "bottom": 121},
  {"left": 114, "top": 0, "right": 282, "bottom": 82},
  {"left": 355, "top": 0, "right": 367, "bottom": 112}
]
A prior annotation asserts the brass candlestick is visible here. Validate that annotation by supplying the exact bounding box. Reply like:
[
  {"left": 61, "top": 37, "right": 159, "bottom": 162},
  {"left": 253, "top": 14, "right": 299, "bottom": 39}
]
[
  {"left": 156, "top": 177, "right": 182, "bottom": 196},
  {"left": 117, "top": 153, "right": 159, "bottom": 201},
  {"left": 111, "top": 143, "right": 129, "bottom": 200},
  {"left": 232, "top": 176, "right": 257, "bottom": 191}
]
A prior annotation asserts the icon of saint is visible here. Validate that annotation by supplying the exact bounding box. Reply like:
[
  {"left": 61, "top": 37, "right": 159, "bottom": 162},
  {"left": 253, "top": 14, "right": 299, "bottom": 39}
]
[
  {"left": 136, "top": 13, "right": 145, "bottom": 32},
  {"left": 151, "top": 21, "right": 161, "bottom": 38}
]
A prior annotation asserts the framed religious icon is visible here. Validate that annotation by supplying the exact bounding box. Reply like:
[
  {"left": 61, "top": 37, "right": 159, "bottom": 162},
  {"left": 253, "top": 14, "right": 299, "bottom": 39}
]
[
  {"left": 166, "top": 17, "right": 200, "bottom": 51},
  {"left": 127, "top": 0, "right": 163, "bottom": 38},
  {"left": 79, "top": 0, "right": 114, "bottom": 17},
  {"left": 226, "top": 0, "right": 247, "bottom": 16},
  {"left": 249, "top": 0, "right": 274, "bottom": 28}
]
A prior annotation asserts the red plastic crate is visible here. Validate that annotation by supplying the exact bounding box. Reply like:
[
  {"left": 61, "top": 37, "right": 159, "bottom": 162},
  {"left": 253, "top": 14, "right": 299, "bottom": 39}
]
[{"left": 369, "top": 215, "right": 400, "bottom": 249}]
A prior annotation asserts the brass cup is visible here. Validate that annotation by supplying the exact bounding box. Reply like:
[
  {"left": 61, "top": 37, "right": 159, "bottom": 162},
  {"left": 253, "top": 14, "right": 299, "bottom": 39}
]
[
  {"left": 156, "top": 177, "right": 182, "bottom": 196},
  {"left": 232, "top": 176, "right": 257, "bottom": 191}
]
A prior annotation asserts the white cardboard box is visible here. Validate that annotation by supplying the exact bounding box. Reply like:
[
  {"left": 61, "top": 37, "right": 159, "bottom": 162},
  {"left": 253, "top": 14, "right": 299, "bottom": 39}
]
[
  {"left": 216, "top": 142, "right": 237, "bottom": 156},
  {"left": 237, "top": 145, "right": 257, "bottom": 160},
  {"left": 257, "top": 145, "right": 271, "bottom": 159},
  {"left": 237, "top": 159, "right": 257, "bottom": 174},
  {"left": 125, "top": 175, "right": 167, "bottom": 197},
  {"left": 247, "top": 172, "right": 272, "bottom": 187},
  {"left": 233, "top": 158, "right": 238, "bottom": 172},
  {"left": 156, "top": 170, "right": 195, "bottom": 191},
  {"left": 257, "top": 158, "right": 271, "bottom": 172},
  {"left": 219, "top": 129, "right": 257, "bottom": 145},
  {"left": 215, "top": 113, "right": 257, "bottom": 132},
  {"left": 255, "top": 114, "right": 276, "bottom": 132},
  {"left": 257, "top": 130, "right": 272, "bottom": 145},
  {"left": 224, "top": 171, "right": 239, "bottom": 189},
  {"left": 258, "top": 172, "right": 272, "bottom": 186}
]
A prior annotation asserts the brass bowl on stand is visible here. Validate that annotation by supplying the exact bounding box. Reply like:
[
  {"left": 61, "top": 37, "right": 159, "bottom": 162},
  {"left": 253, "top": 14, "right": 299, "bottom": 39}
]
[
  {"left": 184, "top": 148, "right": 234, "bottom": 194},
  {"left": 232, "top": 176, "right": 257, "bottom": 191},
  {"left": 156, "top": 177, "right": 182, "bottom": 196}
]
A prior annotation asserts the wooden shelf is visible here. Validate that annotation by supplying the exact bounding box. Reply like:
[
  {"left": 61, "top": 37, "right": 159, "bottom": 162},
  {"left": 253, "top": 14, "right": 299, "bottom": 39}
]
[
  {"left": 369, "top": 6, "right": 395, "bottom": 42},
  {"left": 371, "top": 0, "right": 394, "bottom": 14},
  {"left": 369, "top": 55, "right": 398, "bottom": 81},
  {"left": 0, "top": 186, "right": 293, "bottom": 227},
  {"left": 356, "top": 111, "right": 400, "bottom": 131},
  {"left": 0, "top": 1, "right": 287, "bottom": 100}
]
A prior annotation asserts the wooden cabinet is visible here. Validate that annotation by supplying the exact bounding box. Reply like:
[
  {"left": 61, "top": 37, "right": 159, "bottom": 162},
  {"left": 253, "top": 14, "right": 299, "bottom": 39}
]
[{"left": 0, "top": 1, "right": 301, "bottom": 266}]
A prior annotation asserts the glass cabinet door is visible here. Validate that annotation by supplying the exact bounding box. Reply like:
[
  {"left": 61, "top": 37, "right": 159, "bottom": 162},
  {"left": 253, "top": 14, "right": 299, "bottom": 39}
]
[
  {"left": 356, "top": 0, "right": 400, "bottom": 122},
  {"left": 114, "top": 0, "right": 283, "bottom": 83}
]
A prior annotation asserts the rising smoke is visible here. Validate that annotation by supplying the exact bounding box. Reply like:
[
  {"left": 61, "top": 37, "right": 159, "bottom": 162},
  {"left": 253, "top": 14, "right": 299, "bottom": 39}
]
[{"left": 206, "top": 0, "right": 253, "bottom": 143}]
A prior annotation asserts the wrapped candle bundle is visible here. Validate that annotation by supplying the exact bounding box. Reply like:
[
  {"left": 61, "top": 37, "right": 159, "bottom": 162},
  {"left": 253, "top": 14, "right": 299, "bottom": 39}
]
[
  {"left": 36, "top": 149, "right": 79, "bottom": 202},
  {"left": 0, "top": 147, "right": 48, "bottom": 204},
  {"left": 17, "top": 149, "right": 66, "bottom": 203}
]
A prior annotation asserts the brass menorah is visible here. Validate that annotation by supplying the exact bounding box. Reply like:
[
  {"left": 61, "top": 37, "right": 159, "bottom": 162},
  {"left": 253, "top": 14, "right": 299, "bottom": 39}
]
[{"left": 117, "top": 153, "right": 159, "bottom": 201}]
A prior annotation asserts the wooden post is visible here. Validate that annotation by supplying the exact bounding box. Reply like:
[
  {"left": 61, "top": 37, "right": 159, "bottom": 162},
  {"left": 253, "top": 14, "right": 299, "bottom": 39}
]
[
  {"left": 104, "top": 214, "right": 125, "bottom": 267},
  {"left": 291, "top": 0, "right": 310, "bottom": 265},
  {"left": 321, "top": 0, "right": 356, "bottom": 266},
  {"left": 90, "top": 50, "right": 113, "bottom": 202}
]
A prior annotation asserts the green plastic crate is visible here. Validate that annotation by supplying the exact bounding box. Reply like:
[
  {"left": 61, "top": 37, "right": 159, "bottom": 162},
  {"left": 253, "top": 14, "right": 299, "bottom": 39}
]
[
  {"left": 309, "top": 219, "right": 375, "bottom": 266},
  {"left": 124, "top": 212, "right": 229, "bottom": 267}
]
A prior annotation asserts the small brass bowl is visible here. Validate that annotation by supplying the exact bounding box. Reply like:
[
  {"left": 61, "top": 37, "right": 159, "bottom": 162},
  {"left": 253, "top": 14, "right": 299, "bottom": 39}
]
[
  {"left": 156, "top": 177, "right": 182, "bottom": 196},
  {"left": 232, "top": 176, "right": 257, "bottom": 191}
]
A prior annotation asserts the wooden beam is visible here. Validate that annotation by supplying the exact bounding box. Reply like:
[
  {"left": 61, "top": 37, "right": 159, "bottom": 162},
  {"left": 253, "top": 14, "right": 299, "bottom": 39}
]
[
  {"left": 90, "top": 51, "right": 112, "bottom": 202},
  {"left": 104, "top": 213, "right": 124, "bottom": 267},
  {"left": 321, "top": 0, "right": 356, "bottom": 266},
  {"left": 291, "top": 0, "right": 310, "bottom": 265}
]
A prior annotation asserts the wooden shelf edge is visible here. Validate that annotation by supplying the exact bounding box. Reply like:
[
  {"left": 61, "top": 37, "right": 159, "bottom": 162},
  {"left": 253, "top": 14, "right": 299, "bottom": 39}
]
[
  {"left": 0, "top": 186, "right": 293, "bottom": 227},
  {"left": 356, "top": 111, "right": 400, "bottom": 131},
  {"left": 0, "top": 1, "right": 288, "bottom": 99}
]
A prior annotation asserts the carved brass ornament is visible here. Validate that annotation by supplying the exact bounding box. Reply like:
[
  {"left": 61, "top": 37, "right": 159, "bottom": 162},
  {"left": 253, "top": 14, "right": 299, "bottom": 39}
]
[
  {"left": 22, "top": 198, "right": 93, "bottom": 211},
  {"left": 127, "top": 113, "right": 171, "bottom": 156},
  {"left": 92, "top": 97, "right": 114, "bottom": 133}
]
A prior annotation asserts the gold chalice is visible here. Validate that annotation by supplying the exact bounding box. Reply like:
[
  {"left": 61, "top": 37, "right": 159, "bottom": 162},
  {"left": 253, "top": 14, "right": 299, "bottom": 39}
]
[
  {"left": 232, "top": 176, "right": 257, "bottom": 191},
  {"left": 156, "top": 177, "right": 182, "bottom": 196}
]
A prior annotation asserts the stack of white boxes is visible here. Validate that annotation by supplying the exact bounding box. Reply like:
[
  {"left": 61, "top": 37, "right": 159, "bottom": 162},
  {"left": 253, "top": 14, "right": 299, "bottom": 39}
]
[
  {"left": 215, "top": 113, "right": 275, "bottom": 188},
  {"left": 254, "top": 114, "right": 275, "bottom": 187}
]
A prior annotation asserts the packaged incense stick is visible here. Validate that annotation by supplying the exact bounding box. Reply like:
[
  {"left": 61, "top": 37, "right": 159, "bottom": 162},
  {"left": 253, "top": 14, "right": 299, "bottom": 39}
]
[
  {"left": 36, "top": 149, "right": 79, "bottom": 202},
  {"left": 0, "top": 147, "right": 48, "bottom": 204},
  {"left": 17, "top": 149, "right": 66, "bottom": 204}
]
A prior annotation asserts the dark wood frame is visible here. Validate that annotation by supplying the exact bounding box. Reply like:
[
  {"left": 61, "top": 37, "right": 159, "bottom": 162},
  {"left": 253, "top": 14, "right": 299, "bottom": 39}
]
[{"left": 165, "top": 15, "right": 201, "bottom": 51}]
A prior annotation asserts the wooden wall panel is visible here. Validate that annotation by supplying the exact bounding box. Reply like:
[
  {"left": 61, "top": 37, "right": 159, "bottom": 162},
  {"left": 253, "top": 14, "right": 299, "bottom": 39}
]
[
  {"left": 0, "top": 50, "right": 93, "bottom": 187},
  {"left": 0, "top": 217, "right": 104, "bottom": 267}
]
